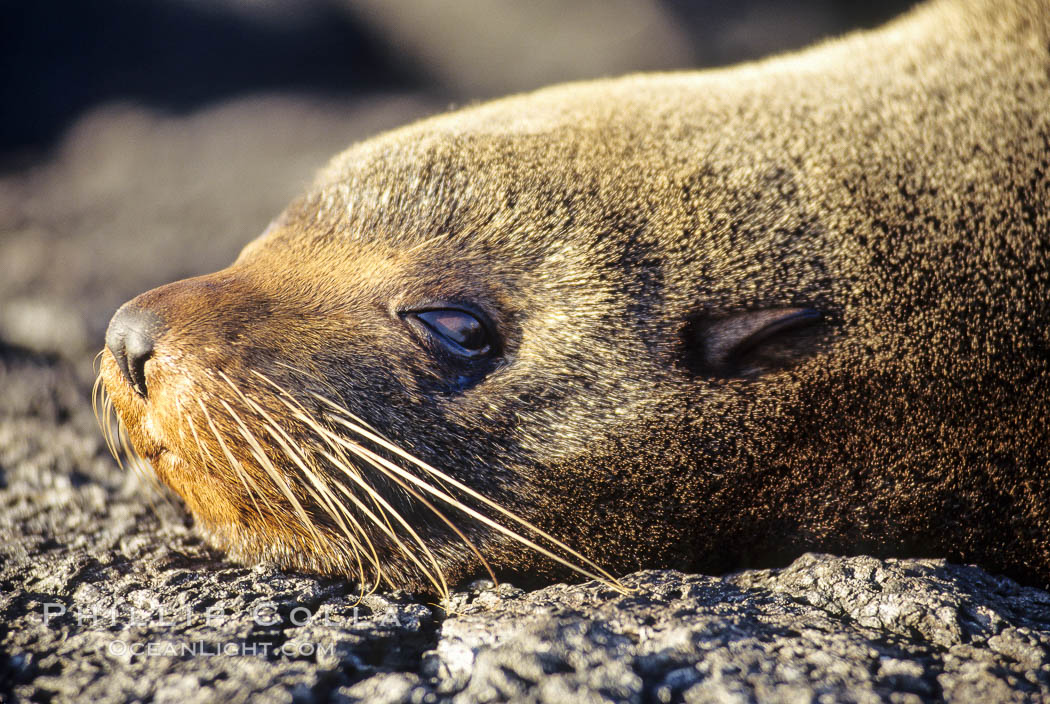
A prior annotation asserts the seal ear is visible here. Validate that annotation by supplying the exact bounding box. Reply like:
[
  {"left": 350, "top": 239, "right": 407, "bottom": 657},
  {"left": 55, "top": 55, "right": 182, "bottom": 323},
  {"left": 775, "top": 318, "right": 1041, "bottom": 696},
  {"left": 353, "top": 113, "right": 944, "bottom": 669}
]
[{"left": 684, "top": 307, "right": 823, "bottom": 377}]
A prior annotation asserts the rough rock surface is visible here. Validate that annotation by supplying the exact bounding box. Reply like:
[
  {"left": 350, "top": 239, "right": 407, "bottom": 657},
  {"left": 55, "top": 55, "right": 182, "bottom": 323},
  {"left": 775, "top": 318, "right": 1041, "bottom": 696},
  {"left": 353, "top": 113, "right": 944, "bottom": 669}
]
[{"left": 3, "top": 346, "right": 1050, "bottom": 703}]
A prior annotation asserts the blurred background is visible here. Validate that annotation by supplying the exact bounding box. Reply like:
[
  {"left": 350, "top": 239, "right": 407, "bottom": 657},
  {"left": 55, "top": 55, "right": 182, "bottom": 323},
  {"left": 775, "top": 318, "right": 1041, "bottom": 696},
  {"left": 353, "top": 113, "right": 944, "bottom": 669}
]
[{"left": 0, "top": 0, "right": 913, "bottom": 372}]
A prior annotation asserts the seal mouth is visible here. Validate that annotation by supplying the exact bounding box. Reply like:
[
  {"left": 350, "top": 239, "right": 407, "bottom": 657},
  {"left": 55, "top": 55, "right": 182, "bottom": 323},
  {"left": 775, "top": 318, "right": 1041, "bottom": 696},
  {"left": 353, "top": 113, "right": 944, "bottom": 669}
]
[
  {"left": 141, "top": 445, "right": 169, "bottom": 465},
  {"left": 94, "top": 350, "right": 170, "bottom": 476}
]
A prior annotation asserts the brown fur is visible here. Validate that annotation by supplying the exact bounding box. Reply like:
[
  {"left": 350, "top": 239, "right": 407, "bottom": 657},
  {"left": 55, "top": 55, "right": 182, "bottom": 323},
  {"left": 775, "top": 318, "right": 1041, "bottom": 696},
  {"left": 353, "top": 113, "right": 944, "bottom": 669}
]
[{"left": 101, "top": 0, "right": 1050, "bottom": 593}]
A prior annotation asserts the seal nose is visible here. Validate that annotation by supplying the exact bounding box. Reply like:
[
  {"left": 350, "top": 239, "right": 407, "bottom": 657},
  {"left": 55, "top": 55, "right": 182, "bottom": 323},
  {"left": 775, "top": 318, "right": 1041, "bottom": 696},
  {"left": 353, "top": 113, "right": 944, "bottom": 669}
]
[{"left": 105, "top": 305, "right": 164, "bottom": 398}]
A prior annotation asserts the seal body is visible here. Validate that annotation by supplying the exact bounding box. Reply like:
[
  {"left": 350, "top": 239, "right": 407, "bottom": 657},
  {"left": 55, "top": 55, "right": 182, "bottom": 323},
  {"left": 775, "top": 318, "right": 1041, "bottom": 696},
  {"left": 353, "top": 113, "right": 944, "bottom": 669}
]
[{"left": 100, "top": 0, "right": 1050, "bottom": 593}]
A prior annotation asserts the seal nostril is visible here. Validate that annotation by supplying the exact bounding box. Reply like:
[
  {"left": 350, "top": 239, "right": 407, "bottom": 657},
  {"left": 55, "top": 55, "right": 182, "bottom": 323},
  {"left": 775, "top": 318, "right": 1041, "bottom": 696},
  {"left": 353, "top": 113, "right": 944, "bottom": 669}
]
[
  {"left": 123, "top": 327, "right": 154, "bottom": 397},
  {"left": 104, "top": 305, "right": 165, "bottom": 398}
]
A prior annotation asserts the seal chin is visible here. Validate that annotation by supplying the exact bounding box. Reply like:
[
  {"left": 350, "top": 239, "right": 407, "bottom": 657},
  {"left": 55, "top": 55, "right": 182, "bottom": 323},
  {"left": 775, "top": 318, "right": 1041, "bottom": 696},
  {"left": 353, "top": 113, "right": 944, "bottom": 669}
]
[
  {"left": 99, "top": 352, "right": 160, "bottom": 453},
  {"left": 97, "top": 342, "right": 466, "bottom": 592}
]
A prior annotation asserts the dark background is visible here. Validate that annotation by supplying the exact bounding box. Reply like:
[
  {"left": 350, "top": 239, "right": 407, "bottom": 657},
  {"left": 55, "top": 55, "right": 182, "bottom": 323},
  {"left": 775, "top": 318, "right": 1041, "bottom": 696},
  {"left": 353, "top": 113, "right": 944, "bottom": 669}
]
[
  {"left": 0, "top": 0, "right": 913, "bottom": 368},
  {"left": 2, "top": 0, "right": 914, "bottom": 157}
]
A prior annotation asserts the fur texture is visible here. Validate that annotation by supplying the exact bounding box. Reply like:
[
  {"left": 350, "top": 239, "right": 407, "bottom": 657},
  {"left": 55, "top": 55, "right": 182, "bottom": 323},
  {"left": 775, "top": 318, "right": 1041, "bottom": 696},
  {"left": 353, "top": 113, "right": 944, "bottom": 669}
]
[{"left": 101, "top": 0, "right": 1050, "bottom": 592}]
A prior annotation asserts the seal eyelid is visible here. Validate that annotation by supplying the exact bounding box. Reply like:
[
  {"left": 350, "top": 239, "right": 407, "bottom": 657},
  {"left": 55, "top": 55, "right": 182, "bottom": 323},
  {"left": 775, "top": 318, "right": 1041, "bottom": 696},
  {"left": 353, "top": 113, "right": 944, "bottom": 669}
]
[{"left": 403, "top": 308, "right": 495, "bottom": 358}]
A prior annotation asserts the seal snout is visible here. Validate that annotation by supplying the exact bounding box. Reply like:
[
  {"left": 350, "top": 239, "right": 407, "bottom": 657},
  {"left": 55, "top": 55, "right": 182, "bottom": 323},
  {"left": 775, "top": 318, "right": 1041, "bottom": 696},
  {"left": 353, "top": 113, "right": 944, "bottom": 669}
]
[{"left": 105, "top": 305, "right": 165, "bottom": 398}]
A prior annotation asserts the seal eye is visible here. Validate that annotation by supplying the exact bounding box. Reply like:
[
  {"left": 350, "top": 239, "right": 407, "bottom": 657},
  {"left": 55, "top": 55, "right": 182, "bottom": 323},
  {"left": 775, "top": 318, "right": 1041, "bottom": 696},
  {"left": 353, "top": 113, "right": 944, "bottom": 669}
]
[{"left": 410, "top": 309, "right": 492, "bottom": 357}]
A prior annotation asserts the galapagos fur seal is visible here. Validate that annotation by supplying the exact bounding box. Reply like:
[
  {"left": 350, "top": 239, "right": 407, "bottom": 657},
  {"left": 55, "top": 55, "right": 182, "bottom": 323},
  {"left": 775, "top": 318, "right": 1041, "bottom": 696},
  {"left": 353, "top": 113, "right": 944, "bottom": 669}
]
[{"left": 98, "top": 0, "right": 1050, "bottom": 595}]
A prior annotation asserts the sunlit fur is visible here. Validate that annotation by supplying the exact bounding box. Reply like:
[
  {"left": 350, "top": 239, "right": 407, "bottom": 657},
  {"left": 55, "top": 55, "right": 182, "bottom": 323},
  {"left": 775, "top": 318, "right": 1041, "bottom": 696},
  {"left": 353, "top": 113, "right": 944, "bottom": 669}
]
[
  {"left": 95, "top": 360, "right": 620, "bottom": 598},
  {"left": 100, "top": 0, "right": 1050, "bottom": 594}
]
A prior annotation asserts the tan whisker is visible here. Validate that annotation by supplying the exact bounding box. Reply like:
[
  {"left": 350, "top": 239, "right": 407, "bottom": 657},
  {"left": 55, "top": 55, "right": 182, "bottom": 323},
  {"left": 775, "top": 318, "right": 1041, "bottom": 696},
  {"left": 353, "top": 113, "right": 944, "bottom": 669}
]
[
  {"left": 220, "top": 383, "right": 386, "bottom": 595},
  {"left": 250, "top": 369, "right": 625, "bottom": 592},
  {"left": 260, "top": 384, "right": 492, "bottom": 593},
  {"left": 93, "top": 369, "right": 168, "bottom": 510},
  {"left": 318, "top": 419, "right": 621, "bottom": 588},
  {"left": 90, "top": 372, "right": 103, "bottom": 435},
  {"left": 261, "top": 378, "right": 498, "bottom": 586},
  {"left": 269, "top": 422, "right": 449, "bottom": 596},
  {"left": 184, "top": 401, "right": 268, "bottom": 526},
  {"left": 198, "top": 396, "right": 323, "bottom": 551},
  {"left": 114, "top": 408, "right": 155, "bottom": 490},
  {"left": 91, "top": 352, "right": 123, "bottom": 467},
  {"left": 311, "top": 394, "right": 624, "bottom": 590},
  {"left": 218, "top": 394, "right": 376, "bottom": 587},
  {"left": 277, "top": 407, "right": 451, "bottom": 597},
  {"left": 241, "top": 376, "right": 451, "bottom": 596},
  {"left": 99, "top": 384, "right": 122, "bottom": 468},
  {"left": 91, "top": 373, "right": 111, "bottom": 458},
  {"left": 315, "top": 443, "right": 498, "bottom": 586},
  {"left": 254, "top": 368, "right": 624, "bottom": 590},
  {"left": 217, "top": 373, "right": 446, "bottom": 595}
]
